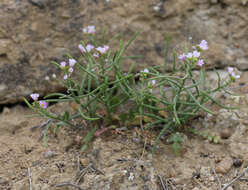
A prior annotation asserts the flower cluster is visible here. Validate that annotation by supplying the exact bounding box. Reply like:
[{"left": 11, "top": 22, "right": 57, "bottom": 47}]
[
  {"left": 60, "top": 58, "right": 77, "bottom": 80},
  {"left": 30, "top": 93, "right": 47, "bottom": 109},
  {"left": 178, "top": 40, "right": 208, "bottom": 67},
  {"left": 78, "top": 44, "right": 94, "bottom": 53},
  {"left": 82, "top": 25, "right": 95, "bottom": 34},
  {"left": 78, "top": 43, "right": 109, "bottom": 56}
]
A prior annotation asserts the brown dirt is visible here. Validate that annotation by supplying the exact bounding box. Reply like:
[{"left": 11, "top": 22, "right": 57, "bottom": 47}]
[{"left": 1, "top": 79, "right": 248, "bottom": 190}]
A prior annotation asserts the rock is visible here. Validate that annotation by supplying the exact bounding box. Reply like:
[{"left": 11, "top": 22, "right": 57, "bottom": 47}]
[
  {"left": 80, "top": 158, "right": 90, "bottom": 166},
  {"left": 2, "top": 107, "right": 10, "bottom": 115},
  {"left": 44, "top": 150, "right": 57, "bottom": 159},
  {"left": 0, "top": 1, "right": 248, "bottom": 104},
  {"left": 215, "top": 157, "right": 233, "bottom": 174},
  {"left": 0, "top": 177, "right": 8, "bottom": 185},
  {"left": 233, "top": 158, "right": 243, "bottom": 168},
  {"left": 169, "top": 168, "right": 176, "bottom": 177},
  {"left": 220, "top": 128, "right": 232, "bottom": 139}
]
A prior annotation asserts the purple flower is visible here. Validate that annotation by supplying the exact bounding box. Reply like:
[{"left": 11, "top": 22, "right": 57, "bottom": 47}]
[
  {"left": 69, "top": 59, "right": 76, "bottom": 67},
  {"left": 64, "top": 75, "right": 68, "bottom": 80},
  {"left": 39, "top": 101, "right": 48, "bottom": 109},
  {"left": 78, "top": 44, "right": 85, "bottom": 53},
  {"left": 178, "top": 53, "right": 186, "bottom": 61},
  {"left": 104, "top": 45, "right": 109, "bottom": 52},
  {"left": 86, "top": 44, "right": 94, "bottom": 52},
  {"left": 93, "top": 53, "right": 99, "bottom": 58},
  {"left": 78, "top": 44, "right": 94, "bottom": 53},
  {"left": 186, "top": 52, "right": 193, "bottom": 59},
  {"left": 197, "top": 59, "right": 204, "bottom": 67},
  {"left": 227, "top": 67, "right": 234, "bottom": 73},
  {"left": 87, "top": 26, "right": 96, "bottom": 34},
  {"left": 143, "top": 68, "right": 149, "bottom": 73},
  {"left": 198, "top": 40, "right": 208, "bottom": 50},
  {"left": 96, "top": 45, "right": 109, "bottom": 54},
  {"left": 69, "top": 67, "right": 74, "bottom": 73},
  {"left": 60, "top": 61, "right": 66, "bottom": 68},
  {"left": 82, "top": 26, "right": 95, "bottom": 34},
  {"left": 193, "top": 51, "right": 200, "bottom": 58},
  {"left": 228, "top": 67, "right": 240, "bottom": 79},
  {"left": 151, "top": 80, "right": 156, "bottom": 85},
  {"left": 30, "top": 93, "right": 39, "bottom": 101}
]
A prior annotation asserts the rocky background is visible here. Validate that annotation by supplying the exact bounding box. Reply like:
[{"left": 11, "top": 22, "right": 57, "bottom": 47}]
[{"left": 0, "top": 0, "right": 247, "bottom": 104}]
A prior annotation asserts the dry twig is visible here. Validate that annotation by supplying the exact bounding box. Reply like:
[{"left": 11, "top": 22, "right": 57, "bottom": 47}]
[
  {"left": 27, "top": 168, "right": 32, "bottom": 190},
  {"left": 157, "top": 175, "right": 167, "bottom": 190},
  {"left": 221, "top": 166, "right": 248, "bottom": 190},
  {"left": 211, "top": 167, "right": 222, "bottom": 189}
]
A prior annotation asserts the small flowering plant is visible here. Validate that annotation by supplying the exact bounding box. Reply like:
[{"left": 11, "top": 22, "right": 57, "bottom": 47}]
[{"left": 24, "top": 28, "right": 240, "bottom": 154}]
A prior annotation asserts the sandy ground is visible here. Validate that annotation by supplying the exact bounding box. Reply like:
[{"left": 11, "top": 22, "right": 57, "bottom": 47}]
[{"left": 1, "top": 73, "right": 248, "bottom": 190}]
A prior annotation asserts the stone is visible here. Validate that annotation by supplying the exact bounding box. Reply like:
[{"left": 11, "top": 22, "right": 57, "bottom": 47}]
[
  {"left": 44, "top": 150, "right": 57, "bottom": 159},
  {"left": 215, "top": 157, "right": 233, "bottom": 174},
  {"left": 220, "top": 128, "right": 232, "bottom": 139},
  {"left": 233, "top": 158, "right": 243, "bottom": 168},
  {"left": 0, "top": 177, "right": 8, "bottom": 185},
  {"left": 0, "top": 1, "right": 248, "bottom": 104},
  {"left": 80, "top": 158, "right": 90, "bottom": 166}
]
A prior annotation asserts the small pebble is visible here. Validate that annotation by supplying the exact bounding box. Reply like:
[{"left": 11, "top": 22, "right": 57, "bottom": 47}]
[
  {"left": 80, "top": 158, "right": 90, "bottom": 166},
  {"left": 128, "top": 172, "right": 134, "bottom": 181},
  {"left": 0, "top": 177, "right": 8, "bottom": 185},
  {"left": 220, "top": 128, "right": 232, "bottom": 139},
  {"left": 44, "top": 150, "right": 57, "bottom": 159},
  {"left": 216, "top": 157, "right": 233, "bottom": 174},
  {"left": 169, "top": 168, "right": 176, "bottom": 177},
  {"left": 2, "top": 107, "right": 10, "bottom": 115},
  {"left": 233, "top": 159, "right": 243, "bottom": 168}
]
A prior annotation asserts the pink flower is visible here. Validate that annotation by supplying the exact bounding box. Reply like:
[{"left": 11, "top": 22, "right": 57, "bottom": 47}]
[
  {"left": 69, "top": 67, "right": 73, "bottom": 73},
  {"left": 60, "top": 61, "right": 66, "bottom": 68},
  {"left": 64, "top": 75, "right": 68, "bottom": 80},
  {"left": 86, "top": 44, "right": 94, "bottom": 52},
  {"left": 30, "top": 93, "right": 39, "bottom": 101},
  {"left": 198, "top": 40, "right": 208, "bottom": 50},
  {"left": 69, "top": 59, "right": 76, "bottom": 67},
  {"left": 178, "top": 53, "right": 186, "bottom": 61},
  {"left": 96, "top": 45, "right": 109, "bottom": 54},
  {"left": 39, "top": 101, "right": 48, "bottom": 109},
  {"left": 193, "top": 51, "right": 200, "bottom": 58},
  {"left": 197, "top": 59, "right": 204, "bottom": 67}
]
